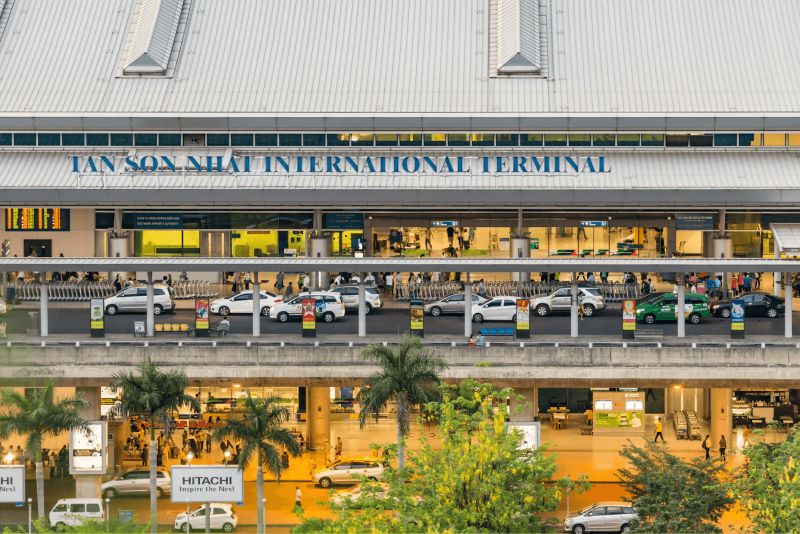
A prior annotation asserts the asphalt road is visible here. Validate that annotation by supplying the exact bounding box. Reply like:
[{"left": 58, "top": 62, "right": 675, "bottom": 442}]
[{"left": 1, "top": 305, "right": 797, "bottom": 337}]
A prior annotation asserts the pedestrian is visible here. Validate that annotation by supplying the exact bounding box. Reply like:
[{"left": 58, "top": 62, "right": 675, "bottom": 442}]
[
  {"left": 275, "top": 272, "right": 285, "bottom": 292},
  {"left": 113, "top": 274, "right": 122, "bottom": 292},
  {"left": 324, "top": 439, "right": 331, "bottom": 464},
  {"left": 302, "top": 273, "right": 311, "bottom": 292},
  {"left": 743, "top": 272, "right": 752, "bottom": 292},
  {"left": 364, "top": 272, "right": 376, "bottom": 285},
  {"left": 285, "top": 281, "right": 294, "bottom": 300},
  {"left": 424, "top": 227, "right": 432, "bottom": 251},
  {"left": 244, "top": 272, "right": 251, "bottom": 290},
  {"left": 49, "top": 451, "right": 57, "bottom": 478},
  {"left": 157, "top": 445, "right": 164, "bottom": 467},
  {"left": 600, "top": 272, "right": 609, "bottom": 284},
  {"left": 719, "top": 435, "right": 727, "bottom": 460},
  {"left": 654, "top": 417, "right": 665, "bottom": 443},
  {"left": 754, "top": 271, "right": 761, "bottom": 290},
  {"left": 282, "top": 450, "right": 289, "bottom": 469},
  {"left": 587, "top": 272, "right": 596, "bottom": 284},
  {"left": 294, "top": 486, "right": 302, "bottom": 511},
  {"left": 141, "top": 444, "right": 149, "bottom": 466},
  {"left": 478, "top": 279, "right": 487, "bottom": 298},
  {"left": 233, "top": 272, "right": 242, "bottom": 293},
  {"left": 335, "top": 436, "right": 343, "bottom": 457},
  {"left": 702, "top": 434, "right": 711, "bottom": 460},
  {"left": 58, "top": 445, "right": 69, "bottom": 478},
  {"left": 385, "top": 273, "right": 394, "bottom": 295}
]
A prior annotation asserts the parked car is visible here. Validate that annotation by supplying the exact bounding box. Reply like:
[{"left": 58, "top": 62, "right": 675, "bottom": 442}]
[
  {"left": 49, "top": 498, "right": 104, "bottom": 530},
  {"left": 636, "top": 293, "right": 711, "bottom": 324},
  {"left": 268, "top": 291, "right": 346, "bottom": 323},
  {"left": 174, "top": 503, "right": 238, "bottom": 532},
  {"left": 103, "top": 285, "right": 175, "bottom": 315},
  {"left": 329, "top": 284, "right": 382, "bottom": 314},
  {"left": 563, "top": 502, "right": 637, "bottom": 534},
  {"left": 210, "top": 290, "right": 283, "bottom": 317},
  {"left": 712, "top": 292, "right": 785, "bottom": 318},
  {"left": 532, "top": 286, "right": 606, "bottom": 317},
  {"left": 636, "top": 291, "right": 666, "bottom": 305},
  {"left": 424, "top": 293, "right": 488, "bottom": 316},
  {"left": 471, "top": 296, "right": 519, "bottom": 323},
  {"left": 102, "top": 467, "right": 170, "bottom": 498},
  {"left": 312, "top": 458, "right": 385, "bottom": 488}
]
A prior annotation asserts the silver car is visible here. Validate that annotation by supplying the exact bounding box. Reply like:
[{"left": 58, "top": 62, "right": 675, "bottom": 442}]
[
  {"left": 424, "top": 293, "right": 488, "bottom": 316},
  {"left": 329, "top": 284, "right": 382, "bottom": 314},
  {"left": 564, "top": 502, "right": 637, "bottom": 534},
  {"left": 532, "top": 286, "right": 606, "bottom": 317},
  {"left": 101, "top": 468, "right": 170, "bottom": 498},
  {"left": 103, "top": 286, "right": 175, "bottom": 315}
]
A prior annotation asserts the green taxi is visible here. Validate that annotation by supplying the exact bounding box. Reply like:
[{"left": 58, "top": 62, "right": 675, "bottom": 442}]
[{"left": 636, "top": 293, "right": 711, "bottom": 324}]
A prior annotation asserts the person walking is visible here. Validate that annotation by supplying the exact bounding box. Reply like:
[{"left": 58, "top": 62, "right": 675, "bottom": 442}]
[
  {"left": 654, "top": 417, "right": 665, "bottom": 443},
  {"left": 275, "top": 272, "right": 285, "bottom": 293},
  {"left": 702, "top": 434, "right": 711, "bottom": 460},
  {"left": 141, "top": 443, "right": 149, "bottom": 466},
  {"left": 478, "top": 279, "right": 487, "bottom": 298},
  {"left": 719, "top": 435, "right": 727, "bottom": 460},
  {"left": 285, "top": 281, "right": 294, "bottom": 300},
  {"left": 302, "top": 273, "right": 311, "bottom": 292},
  {"left": 385, "top": 273, "right": 394, "bottom": 296},
  {"left": 244, "top": 272, "right": 251, "bottom": 291},
  {"left": 294, "top": 486, "right": 303, "bottom": 511}
]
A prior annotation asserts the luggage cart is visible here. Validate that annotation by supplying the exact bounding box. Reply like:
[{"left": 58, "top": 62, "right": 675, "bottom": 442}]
[
  {"left": 685, "top": 410, "right": 702, "bottom": 440},
  {"left": 673, "top": 410, "right": 688, "bottom": 440}
]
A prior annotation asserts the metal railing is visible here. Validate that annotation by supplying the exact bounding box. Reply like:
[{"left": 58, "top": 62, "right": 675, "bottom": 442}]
[
  {"left": 7, "top": 281, "right": 218, "bottom": 301},
  {"left": 392, "top": 281, "right": 642, "bottom": 302},
  {"left": 171, "top": 281, "right": 218, "bottom": 299}
]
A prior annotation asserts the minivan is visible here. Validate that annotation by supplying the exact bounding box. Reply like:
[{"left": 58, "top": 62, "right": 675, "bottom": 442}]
[
  {"left": 49, "top": 498, "right": 104, "bottom": 530},
  {"left": 563, "top": 502, "right": 637, "bottom": 534},
  {"left": 104, "top": 285, "right": 175, "bottom": 315},
  {"left": 312, "top": 459, "right": 384, "bottom": 488},
  {"left": 636, "top": 292, "right": 711, "bottom": 324},
  {"left": 102, "top": 467, "right": 170, "bottom": 498}
]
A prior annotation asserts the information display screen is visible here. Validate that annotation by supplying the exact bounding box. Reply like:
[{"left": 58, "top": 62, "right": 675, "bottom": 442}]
[{"left": 5, "top": 208, "right": 70, "bottom": 231}]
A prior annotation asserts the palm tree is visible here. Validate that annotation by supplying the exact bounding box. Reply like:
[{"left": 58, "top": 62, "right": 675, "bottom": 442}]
[
  {"left": 112, "top": 357, "right": 199, "bottom": 534},
  {"left": 0, "top": 382, "right": 88, "bottom": 519},
  {"left": 358, "top": 336, "right": 446, "bottom": 473},
  {"left": 214, "top": 394, "right": 300, "bottom": 534}
]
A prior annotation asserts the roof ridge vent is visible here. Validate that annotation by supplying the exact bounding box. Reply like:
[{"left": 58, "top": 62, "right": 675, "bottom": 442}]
[
  {"left": 122, "top": 0, "right": 184, "bottom": 75},
  {"left": 495, "top": 0, "right": 541, "bottom": 74},
  {"left": 0, "top": 0, "right": 15, "bottom": 47}
]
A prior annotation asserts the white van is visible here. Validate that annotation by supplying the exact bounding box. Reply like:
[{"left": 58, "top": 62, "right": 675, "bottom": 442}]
[{"left": 49, "top": 498, "right": 104, "bottom": 530}]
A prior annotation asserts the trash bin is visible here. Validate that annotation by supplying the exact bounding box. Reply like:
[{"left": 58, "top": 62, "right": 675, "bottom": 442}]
[{"left": 27, "top": 311, "right": 39, "bottom": 336}]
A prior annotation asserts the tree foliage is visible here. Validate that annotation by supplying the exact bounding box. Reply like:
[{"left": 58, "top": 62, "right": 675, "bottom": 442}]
[
  {"left": 734, "top": 429, "right": 800, "bottom": 533},
  {"left": 616, "top": 442, "right": 733, "bottom": 533}
]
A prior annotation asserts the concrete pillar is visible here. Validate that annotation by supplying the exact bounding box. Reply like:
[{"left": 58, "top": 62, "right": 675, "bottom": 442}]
[
  {"left": 307, "top": 387, "right": 331, "bottom": 453},
  {"left": 358, "top": 275, "right": 366, "bottom": 338},
  {"left": 786, "top": 273, "right": 793, "bottom": 338},
  {"left": 252, "top": 274, "right": 261, "bottom": 337},
  {"left": 775, "top": 240, "right": 782, "bottom": 296},
  {"left": 39, "top": 275, "right": 48, "bottom": 337},
  {"left": 310, "top": 236, "right": 330, "bottom": 290},
  {"left": 75, "top": 387, "right": 101, "bottom": 498},
  {"left": 677, "top": 274, "right": 686, "bottom": 338},
  {"left": 510, "top": 236, "right": 530, "bottom": 283},
  {"left": 709, "top": 388, "right": 732, "bottom": 454},
  {"left": 509, "top": 387, "right": 537, "bottom": 422},
  {"left": 464, "top": 273, "right": 472, "bottom": 338},
  {"left": 570, "top": 273, "right": 578, "bottom": 338},
  {"left": 109, "top": 235, "right": 130, "bottom": 282},
  {"left": 146, "top": 272, "right": 154, "bottom": 338},
  {"left": 666, "top": 217, "right": 677, "bottom": 257}
]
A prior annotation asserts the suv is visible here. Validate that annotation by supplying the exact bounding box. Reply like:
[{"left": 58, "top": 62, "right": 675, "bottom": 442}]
[
  {"left": 268, "top": 291, "right": 346, "bottom": 323},
  {"left": 636, "top": 292, "right": 711, "bottom": 324},
  {"left": 564, "top": 502, "right": 637, "bottom": 534},
  {"left": 329, "top": 284, "right": 382, "bottom": 314},
  {"left": 104, "top": 285, "right": 175, "bottom": 315},
  {"left": 102, "top": 468, "right": 170, "bottom": 498},
  {"left": 312, "top": 459, "right": 385, "bottom": 488},
  {"left": 425, "top": 293, "right": 488, "bottom": 316},
  {"left": 532, "top": 286, "right": 606, "bottom": 317},
  {"left": 49, "top": 498, "right": 104, "bottom": 530}
]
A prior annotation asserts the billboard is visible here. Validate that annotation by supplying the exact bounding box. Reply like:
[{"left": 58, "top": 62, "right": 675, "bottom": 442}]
[
  {"left": 195, "top": 298, "right": 209, "bottom": 337},
  {"left": 170, "top": 466, "right": 244, "bottom": 503},
  {"left": 622, "top": 299, "right": 636, "bottom": 338},
  {"left": 69, "top": 421, "right": 106, "bottom": 474},
  {"left": 301, "top": 298, "right": 316, "bottom": 338},
  {"left": 515, "top": 299, "right": 530, "bottom": 338},
  {"left": 731, "top": 299, "right": 745, "bottom": 338},
  {"left": 90, "top": 298, "right": 104, "bottom": 337},
  {"left": 0, "top": 466, "right": 25, "bottom": 503},
  {"left": 410, "top": 299, "right": 424, "bottom": 337}
]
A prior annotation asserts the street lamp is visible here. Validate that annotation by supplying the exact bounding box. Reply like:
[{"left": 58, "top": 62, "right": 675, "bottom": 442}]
[
  {"left": 3, "top": 452, "right": 13, "bottom": 465},
  {"left": 27, "top": 497, "right": 32, "bottom": 534},
  {"left": 104, "top": 497, "right": 110, "bottom": 533},
  {"left": 223, "top": 450, "right": 231, "bottom": 466}
]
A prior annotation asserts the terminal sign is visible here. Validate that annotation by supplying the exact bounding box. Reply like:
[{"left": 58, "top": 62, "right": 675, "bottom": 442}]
[{"left": 171, "top": 466, "right": 244, "bottom": 503}]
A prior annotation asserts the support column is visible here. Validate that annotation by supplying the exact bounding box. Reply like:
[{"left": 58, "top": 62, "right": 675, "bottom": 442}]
[
  {"left": 75, "top": 387, "right": 102, "bottom": 498},
  {"left": 307, "top": 387, "right": 331, "bottom": 454},
  {"left": 310, "top": 236, "right": 330, "bottom": 291},
  {"left": 775, "top": 240, "right": 782, "bottom": 296},
  {"left": 709, "top": 388, "right": 732, "bottom": 455},
  {"left": 252, "top": 274, "right": 261, "bottom": 337},
  {"left": 509, "top": 387, "right": 537, "bottom": 422},
  {"left": 677, "top": 274, "right": 686, "bottom": 338},
  {"left": 146, "top": 272, "right": 154, "bottom": 338},
  {"left": 510, "top": 237, "right": 530, "bottom": 283},
  {"left": 39, "top": 274, "right": 48, "bottom": 337},
  {"left": 464, "top": 273, "right": 472, "bottom": 338},
  {"left": 786, "top": 273, "right": 793, "bottom": 338},
  {"left": 358, "top": 275, "right": 366, "bottom": 338},
  {"left": 570, "top": 273, "right": 578, "bottom": 338}
]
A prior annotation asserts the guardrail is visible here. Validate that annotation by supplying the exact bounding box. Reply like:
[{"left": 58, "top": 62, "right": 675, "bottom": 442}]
[
  {"left": 6, "top": 281, "right": 218, "bottom": 301},
  {"left": 393, "top": 281, "right": 643, "bottom": 302}
]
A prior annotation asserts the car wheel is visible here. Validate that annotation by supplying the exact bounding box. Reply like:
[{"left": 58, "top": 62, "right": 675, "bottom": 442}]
[
  {"left": 535, "top": 304, "right": 550, "bottom": 317},
  {"left": 156, "top": 487, "right": 164, "bottom": 498},
  {"left": 472, "top": 313, "right": 484, "bottom": 323},
  {"left": 720, "top": 307, "right": 731, "bottom": 318},
  {"left": 222, "top": 523, "right": 234, "bottom": 532},
  {"left": 323, "top": 311, "right": 335, "bottom": 323},
  {"left": 430, "top": 306, "right": 442, "bottom": 317},
  {"left": 219, "top": 306, "right": 230, "bottom": 317},
  {"left": 689, "top": 312, "right": 701, "bottom": 324},
  {"left": 319, "top": 477, "right": 332, "bottom": 488},
  {"left": 105, "top": 304, "right": 118, "bottom": 316},
  {"left": 260, "top": 306, "right": 270, "bottom": 317},
  {"left": 767, "top": 307, "right": 779, "bottom": 318},
  {"left": 365, "top": 303, "right": 373, "bottom": 315},
  {"left": 367, "top": 476, "right": 378, "bottom": 482},
  {"left": 55, "top": 523, "right": 66, "bottom": 533},
  {"left": 103, "top": 488, "right": 116, "bottom": 499},
  {"left": 572, "top": 525, "right": 585, "bottom": 534},
  {"left": 621, "top": 524, "right": 631, "bottom": 534},
  {"left": 278, "top": 312, "right": 289, "bottom": 323},
  {"left": 582, "top": 304, "right": 595, "bottom": 317},
  {"left": 644, "top": 313, "right": 656, "bottom": 324},
  {"left": 153, "top": 304, "right": 163, "bottom": 315},
  {"left": 512, "top": 314, "right": 517, "bottom": 322},
  {"left": 182, "top": 522, "right": 191, "bottom": 533}
]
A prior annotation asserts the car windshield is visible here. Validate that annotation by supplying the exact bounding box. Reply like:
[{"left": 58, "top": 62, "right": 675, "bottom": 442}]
[
  {"left": 583, "top": 288, "right": 602, "bottom": 296},
  {"left": 578, "top": 505, "right": 595, "bottom": 515}
]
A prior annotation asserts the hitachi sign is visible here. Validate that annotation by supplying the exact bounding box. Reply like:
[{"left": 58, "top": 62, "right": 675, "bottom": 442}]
[{"left": 70, "top": 155, "right": 611, "bottom": 175}]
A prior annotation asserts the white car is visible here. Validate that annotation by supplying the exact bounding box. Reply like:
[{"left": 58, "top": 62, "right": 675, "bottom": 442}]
[
  {"left": 313, "top": 459, "right": 385, "bottom": 488},
  {"left": 532, "top": 286, "right": 606, "bottom": 317},
  {"left": 328, "top": 284, "right": 382, "bottom": 314},
  {"left": 103, "top": 286, "right": 175, "bottom": 315},
  {"left": 210, "top": 290, "right": 283, "bottom": 317},
  {"left": 471, "top": 296, "right": 520, "bottom": 323},
  {"left": 174, "top": 503, "right": 238, "bottom": 532},
  {"left": 49, "top": 498, "right": 104, "bottom": 530},
  {"left": 102, "top": 468, "right": 170, "bottom": 499},
  {"left": 268, "top": 291, "right": 346, "bottom": 323}
]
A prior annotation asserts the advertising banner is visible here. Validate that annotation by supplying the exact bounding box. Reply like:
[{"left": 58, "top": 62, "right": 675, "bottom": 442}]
[
  {"left": 507, "top": 422, "right": 541, "bottom": 450},
  {"left": 622, "top": 299, "right": 636, "bottom": 339},
  {"left": 594, "top": 411, "right": 645, "bottom": 429},
  {"left": 731, "top": 299, "right": 745, "bottom": 338},
  {"left": 69, "top": 421, "right": 106, "bottom": 475},
  {"left": 515, "top": 299, "right": 530, "bottom": 338},
  {"left": 195, "top": 298, "right": 209, "bottom": 337},
  {"left": 410, "top": 299, "right": 424, "bottom": 337},
  {"left": 301, "top": 298, "right": 316, "bottom": 338},
  {"left": 0, "top": 466, "right": 25, "bottom": 503},
  {"left": 170, "top": 465, "right": 244, "bottom": 503},
  {"left": 90, "top": 298, "right": 104, "bottom": 337}
]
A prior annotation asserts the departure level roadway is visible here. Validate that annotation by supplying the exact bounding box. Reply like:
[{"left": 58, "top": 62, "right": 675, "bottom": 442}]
[{"left": 2, "top": 306, "right": 798, "bottom": 337}]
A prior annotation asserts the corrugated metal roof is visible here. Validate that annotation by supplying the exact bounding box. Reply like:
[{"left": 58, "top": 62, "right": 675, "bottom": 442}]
[
  {"left": 770, "top": 224, "right": 800, "bottom": 253},
  {"left": 0, "top": 0, "right": 797, "bottom": 115}
]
